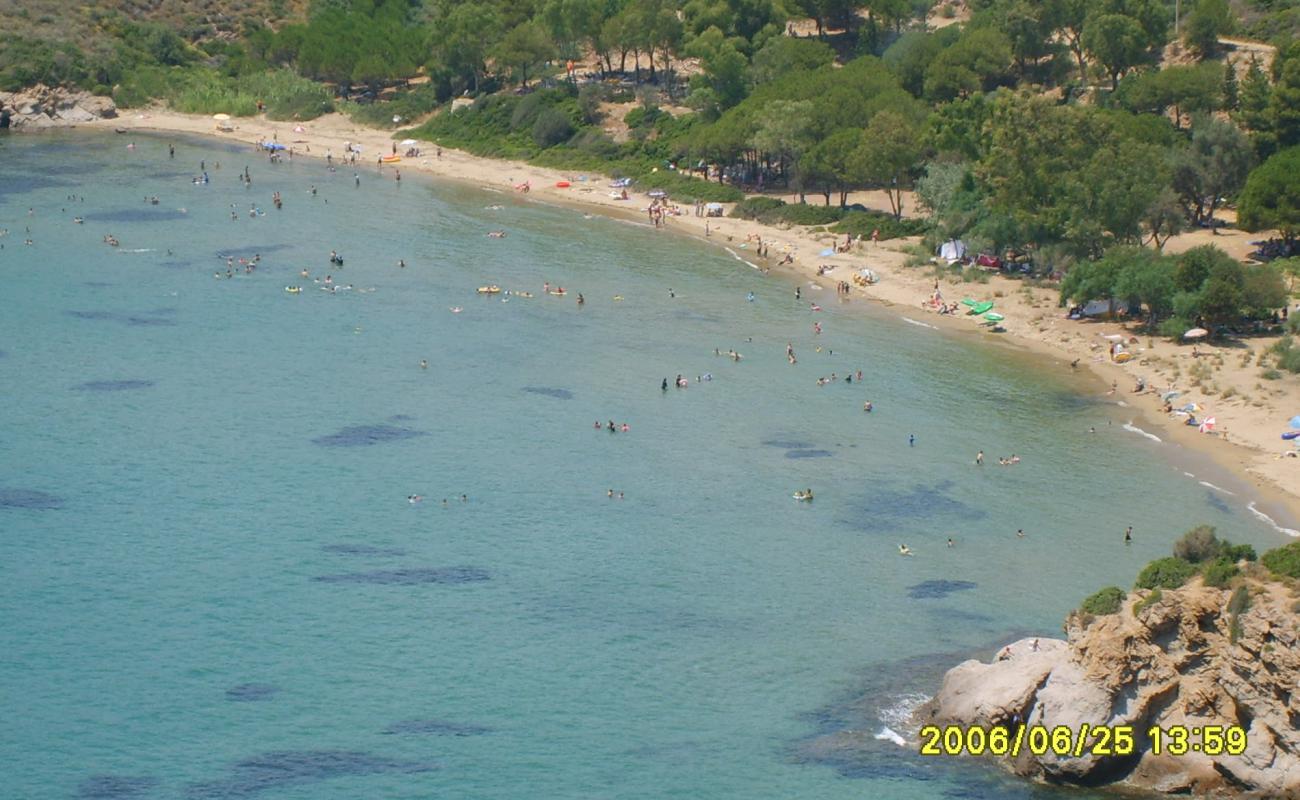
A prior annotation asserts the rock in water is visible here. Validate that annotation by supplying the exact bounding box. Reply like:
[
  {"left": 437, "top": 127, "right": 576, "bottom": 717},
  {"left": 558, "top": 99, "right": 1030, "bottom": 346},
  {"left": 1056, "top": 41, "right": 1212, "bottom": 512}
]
[{"left": 914, "top": 579, "right": 1300, "bottom": 795}]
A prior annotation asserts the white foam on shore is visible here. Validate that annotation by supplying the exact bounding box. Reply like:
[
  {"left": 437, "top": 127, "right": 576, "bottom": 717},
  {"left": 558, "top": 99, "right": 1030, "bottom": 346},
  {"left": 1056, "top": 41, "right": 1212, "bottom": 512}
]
[
  {"left": 900, "top": 317, "right": 937, "bottom": 330},
  {"left": 1198, "top": 481, "right": 1236, "bottom": 495},
  {"left": 1247, "top": 502, "right": 1300, "bottom": 537},
  {"left": 874, "top": 691, "right": 930, "bottom": 747},
  {"left": 1123, "top": 422, "right": 1161, "bottom": 443},
  {"left": 722, "top": 247, "right": 761, "bottom": 270},
  {"left": 875, "top": 727, "right": 907, "bottom": 747},
  {"left": 119, "top": 248, "right": 155, "bottom": 253}
]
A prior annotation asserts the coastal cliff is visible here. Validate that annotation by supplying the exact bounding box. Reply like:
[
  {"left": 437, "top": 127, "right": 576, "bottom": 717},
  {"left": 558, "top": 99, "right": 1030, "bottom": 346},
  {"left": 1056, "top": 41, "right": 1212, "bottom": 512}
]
[
  {"left": 0, "top": 84, "right": 116, "bottom": 129},
  {"left": 915, "top": 578, "right": 1300, "bottom": 796}
]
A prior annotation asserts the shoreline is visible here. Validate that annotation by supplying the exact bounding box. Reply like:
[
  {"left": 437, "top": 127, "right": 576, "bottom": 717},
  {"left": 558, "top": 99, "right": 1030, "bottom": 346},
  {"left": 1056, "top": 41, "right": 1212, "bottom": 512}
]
[{"left": 37, "top": 108, "right": 1300, "bottom": 530}]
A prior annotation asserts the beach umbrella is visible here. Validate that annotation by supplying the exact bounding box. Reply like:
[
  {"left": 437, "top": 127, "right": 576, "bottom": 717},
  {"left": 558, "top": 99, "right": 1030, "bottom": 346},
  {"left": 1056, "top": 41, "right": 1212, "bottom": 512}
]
[
  {"left": 819, "top": 247, "right": 835, "bottom": 257},
  {"left": 1181, "top": 403, "right": 1201, "bottom": 413},
  {"left": 400, "top": 139, "right": 417, "bottom": 146},
  {"left": 1199, "top": 416, "right": 1216, "bottom": 433},
  {"left": 1161, "top": 390, "right": 1181, "bottom": 401},
  {"left": 1183, "top": 327, "right": 1209, "bottom": 340},
  {"left": 212, "top": 113, "right": 231, "bottom": 121},
  {"left": 293, "top": 125, "right": 305, "bottom": 133},
  {"left": 1290, "top": 415, "right": 1300, "bottom": 429}
]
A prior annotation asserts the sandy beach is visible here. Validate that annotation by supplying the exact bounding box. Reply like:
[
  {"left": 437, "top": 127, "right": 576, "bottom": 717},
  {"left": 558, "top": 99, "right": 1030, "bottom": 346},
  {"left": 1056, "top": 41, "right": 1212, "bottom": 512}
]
[{"left": 74, "top": 107, "right": 1300, "bottom": 526}]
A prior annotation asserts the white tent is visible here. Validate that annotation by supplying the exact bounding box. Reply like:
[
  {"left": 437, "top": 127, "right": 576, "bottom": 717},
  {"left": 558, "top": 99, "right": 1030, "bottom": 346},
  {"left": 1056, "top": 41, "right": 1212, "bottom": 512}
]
[{"left": 938, "top": 239, "right": 967, "bottom": 263}]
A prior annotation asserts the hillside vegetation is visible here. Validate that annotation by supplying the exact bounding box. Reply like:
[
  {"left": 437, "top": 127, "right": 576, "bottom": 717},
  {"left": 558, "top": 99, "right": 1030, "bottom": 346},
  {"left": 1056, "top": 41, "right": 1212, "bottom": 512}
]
[{"left": 6, "top": 0, "right": 1300, "bottom": 331}]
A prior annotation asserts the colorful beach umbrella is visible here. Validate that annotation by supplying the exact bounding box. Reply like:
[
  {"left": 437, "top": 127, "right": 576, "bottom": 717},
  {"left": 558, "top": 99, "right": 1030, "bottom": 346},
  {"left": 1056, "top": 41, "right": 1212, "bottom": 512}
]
[
  {"left": 1199, "top": 417, "right": 1216, "bottom": 433},
  {"left": 1183, "top": 327, "right": 1209, "bottom": 340}
]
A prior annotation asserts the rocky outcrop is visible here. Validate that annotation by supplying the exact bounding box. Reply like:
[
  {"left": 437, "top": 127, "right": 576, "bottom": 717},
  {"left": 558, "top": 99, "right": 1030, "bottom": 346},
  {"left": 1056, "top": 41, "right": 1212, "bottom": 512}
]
[
  {"left": 915, "top": 579, "right": 1300, "bottom": 796},
  {"left": 0, "top": 84, "right": 116, "bottom": 129}
]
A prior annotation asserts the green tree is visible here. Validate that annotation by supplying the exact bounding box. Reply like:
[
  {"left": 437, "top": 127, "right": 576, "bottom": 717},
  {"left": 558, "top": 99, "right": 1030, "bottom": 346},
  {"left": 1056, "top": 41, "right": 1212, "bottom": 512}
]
[
  {"left": 1238, "top": 57, "right": 1271, "bottom": 131},
  {"left": 882, "top": 29, "right": 957, "bottom": 97},
  {"left": 1270, "top": 57, "right": 1300, "bottom": 149},
  {"left": 1142, "top": 188, "right": 1186, "bottom": 249},
  {"left": 1084, "top": 13, "right": 1150, "bottom": 90},
  {"left": 1112, "top": 245, "right": 1176, "bottom": 326},
  {"left": 1065, "top": 138, "right": 1167, "bottom": 254},
  {"left": 1170, "top": 115, "right": 1253, "bottom": 229},
  {"left": 1174, "top": 244, "right": 1236, "bottom": 293},
  {"left": 434, "top": 2, "right": 503, "bottom": 93},
  {"left": 1047, "top": 0, "right": 1092, "bottom": 77},
  {"left": 852, "top": 110, "right": 922, "bottom": 218},
  {"left": 924, "top": 27, "right": 1012, "bottom": 101},
  {"left": 804, "top": 128, "right": 866, "bottom": 207},
  {"left": 1120, "top": 62, "right": 1223, "bottom": 127},
  {"left": 1239, "top": 146, "right": 1300, "bottom": 238},
  {"left": 1059, "top": 255, "right": 1123, "bottom": 311},
  {"left": 1183, "top": 0, "right": 1231, "bottom": 58},
  {"left": 751, "top": 99, "right": 816, "bottom": 194},
  {"left": 491, "top": 20, "right": 556, "bottom": 87},
  {"left": 685, "top": 27, "right": 749, "bottom": 111},
  {"left": 1223, "top": 60, "right": 1239, "bottom": 112},
  {"left": 750, "top": 36, "right": 835, "bottom": 85},
  {"left": 1242, "top": 264, "right": 1287, "bottom": 317}
]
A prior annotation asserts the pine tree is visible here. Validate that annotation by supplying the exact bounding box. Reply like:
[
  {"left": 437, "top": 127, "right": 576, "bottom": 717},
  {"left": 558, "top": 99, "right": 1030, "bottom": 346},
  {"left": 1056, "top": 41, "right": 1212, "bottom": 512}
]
[
  {"left": 1238, "top": 56, "right": 1271, "bottom": 131},
  {"left": 1223, "top": 58, "right": 1239, "bottom": 111}
]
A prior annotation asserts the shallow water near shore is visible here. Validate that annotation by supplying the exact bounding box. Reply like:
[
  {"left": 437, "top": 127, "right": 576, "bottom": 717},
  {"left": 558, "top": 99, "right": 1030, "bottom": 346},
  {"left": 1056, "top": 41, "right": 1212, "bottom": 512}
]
[{"left": 0, "top": 130, "right": 1292, "bottom": 799}]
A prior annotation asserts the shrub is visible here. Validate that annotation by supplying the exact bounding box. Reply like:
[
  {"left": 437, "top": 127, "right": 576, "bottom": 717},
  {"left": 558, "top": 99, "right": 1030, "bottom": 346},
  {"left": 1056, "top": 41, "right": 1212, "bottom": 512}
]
[
  {"left": 1080, "top": 586, "right": 1126, "bottom": 616},
  {"left": 532, "top": 106, "right": 574, "bottom": 147},
  {"left": 577, "top": 83, "right": 606, "bottom": 124},
  {"left": 1261, "top": 541, "right": 1300, "bottom": 578},
  {"left": 1174, "top": 525, "right": 1222, "bottom": 563},
  {"left": 730, "top": 197, "right": 787, "bottom": 219},
  {"left": 1201, "top": 557, "right": 1239, "bottom": 588},
  {"left": 1227, "top": 584, "right": 1252, "bottom": 615},
  {"left": 1221, "top": 543, "right": 1257, "bottom": 562},
  {"left": 1134, "top": 588, "right": 1164, "bottom": 615},
  {"left": 832, "top": 211, "right": 928, "bottom": 240},
  {"left": 1135, "top": 557, "right": 1197, "bottom": 590}
]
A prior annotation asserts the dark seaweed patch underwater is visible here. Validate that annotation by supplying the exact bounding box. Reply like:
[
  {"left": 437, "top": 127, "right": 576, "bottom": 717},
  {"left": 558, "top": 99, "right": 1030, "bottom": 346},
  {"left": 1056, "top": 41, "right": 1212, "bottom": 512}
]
[
  {"left": 312, "top": 567, "right": 490, "bottom": 585},
  {"left": 311, "top": 424, "right": 428, "bottom": 447},
  {"left": 0, "top": 488, "right": 64, "bottom": 510},
  {"left": 73, "top": 380, "right": 155, "bottom": 392},
  {"left": 521, "top": 386, "right": 574, "bottom": 400},
  {"left": 224, "top": 683, "right": 279, "bottom": 702},
  {"left": 906, "top": 580, "right": 978, "bottom": 599},
  {"left": 186, "top": 750, "right": 434, "bottom": 798},
  {"left": 76, "top": 774, "right": 158, "bottom": 799},
  {"left": 381, "top": 718, "right": 492, "bottom": 736}
]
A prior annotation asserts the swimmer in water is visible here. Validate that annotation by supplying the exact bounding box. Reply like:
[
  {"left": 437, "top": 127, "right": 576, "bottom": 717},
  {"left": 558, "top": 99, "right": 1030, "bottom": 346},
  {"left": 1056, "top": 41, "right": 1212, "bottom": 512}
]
[
  {"left": 898, "top": 544, "right": 913, "bottom": 556},
  {"left": 1017, "top": 529, "right": 1026, "bottom": 538},
  {"left": 408, "top": 495, "right": 422, "bottom": 504},
  {"left": 947, "top": 537, "right": 954, "bottom": 548},
  {"left": 621, "top": 423, "right": 629, "bottom": 432},
  {"left": 420, "top": 359, "right": 428, "bottom": 369},
  {"left": 608, "top": 489, "right": 614, "bottom": 498}
]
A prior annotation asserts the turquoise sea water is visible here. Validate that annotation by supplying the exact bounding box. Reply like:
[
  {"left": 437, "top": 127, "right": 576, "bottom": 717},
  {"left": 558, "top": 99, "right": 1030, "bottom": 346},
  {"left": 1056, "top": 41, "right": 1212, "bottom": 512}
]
[{"left": 0, "top": 131, "right": 1292, "bottom": 799}]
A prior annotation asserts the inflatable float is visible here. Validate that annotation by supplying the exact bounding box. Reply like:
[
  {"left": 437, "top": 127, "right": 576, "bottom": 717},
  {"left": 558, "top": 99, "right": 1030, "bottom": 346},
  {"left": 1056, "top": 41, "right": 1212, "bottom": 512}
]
[
  {"left": 285, "top": 286, "right": 302, "bottom": 294},
  {"left": 381, "top": 155, "right": 401, "bottom": 164},
  {"left": 555, "top": 180, "right": 571, "bottom": 188},
  {"left": 477, "top": 285, "right": 501, "bottom": 294}
]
